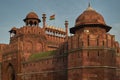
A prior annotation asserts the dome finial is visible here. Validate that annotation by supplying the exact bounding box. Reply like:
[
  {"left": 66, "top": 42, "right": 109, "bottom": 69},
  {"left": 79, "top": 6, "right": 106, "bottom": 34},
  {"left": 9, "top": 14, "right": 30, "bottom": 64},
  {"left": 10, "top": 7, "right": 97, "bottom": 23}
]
[
  {"left": 88, "top": 2, "right": 91, "bottom": 7},
  {"left": 86, "top": 2, "right": 94, "bottom": 11}
]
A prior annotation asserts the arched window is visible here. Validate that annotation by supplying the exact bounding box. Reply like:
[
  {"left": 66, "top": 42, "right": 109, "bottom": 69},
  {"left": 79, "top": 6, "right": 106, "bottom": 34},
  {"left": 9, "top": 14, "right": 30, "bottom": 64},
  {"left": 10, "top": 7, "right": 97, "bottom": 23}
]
[
  {"left": 29, "top": 21, "right": 33, "bottom": 26},
  {"left": 97, "top": 36, "right": 99, "bottom": 46},
  {"left": 87, "top": 51, "right": 89, "bottom": 57},
  {"left": 34, "top": 21, "right": 37, "bottom": 26},
  {"left": 88, "top": 35, "right": 90, "bottom": 46},
  {"left": 103, "top": 41, "right": 104, "bottom": 46}
]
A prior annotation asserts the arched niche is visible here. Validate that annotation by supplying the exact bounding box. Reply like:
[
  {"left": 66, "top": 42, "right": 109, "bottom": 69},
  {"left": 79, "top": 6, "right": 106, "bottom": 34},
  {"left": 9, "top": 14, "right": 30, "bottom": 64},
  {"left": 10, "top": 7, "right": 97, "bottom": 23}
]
[
  {"left": 24, "top": 41, "right": 33, "bottom": 52},
  {"left": 7, "top": 63, "right": 15, "bottom": 80},
  {"left": 36, "top": 43, "right": 43, "bottom": 52}
]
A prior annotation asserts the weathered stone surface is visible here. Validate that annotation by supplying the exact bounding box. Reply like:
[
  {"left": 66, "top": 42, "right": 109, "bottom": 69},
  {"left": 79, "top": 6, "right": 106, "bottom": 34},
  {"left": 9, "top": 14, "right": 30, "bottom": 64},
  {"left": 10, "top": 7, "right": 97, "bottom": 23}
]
[{"left": 0, "top": 5, "right": 120, "bottom": 80}]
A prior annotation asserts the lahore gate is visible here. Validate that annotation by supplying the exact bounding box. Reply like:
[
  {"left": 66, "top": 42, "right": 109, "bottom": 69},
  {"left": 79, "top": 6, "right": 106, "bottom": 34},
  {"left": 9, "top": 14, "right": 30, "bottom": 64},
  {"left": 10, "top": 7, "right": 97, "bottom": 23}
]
[{"left": 0, "top": 4, "right": 120, "bottom": 80}]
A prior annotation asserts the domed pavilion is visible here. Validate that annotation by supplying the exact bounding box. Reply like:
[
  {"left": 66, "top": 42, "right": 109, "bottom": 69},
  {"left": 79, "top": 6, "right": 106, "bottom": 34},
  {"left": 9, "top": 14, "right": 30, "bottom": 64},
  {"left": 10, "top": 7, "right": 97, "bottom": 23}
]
[{"left": 70, "top": 3, "right": 111, "bottom": 34}]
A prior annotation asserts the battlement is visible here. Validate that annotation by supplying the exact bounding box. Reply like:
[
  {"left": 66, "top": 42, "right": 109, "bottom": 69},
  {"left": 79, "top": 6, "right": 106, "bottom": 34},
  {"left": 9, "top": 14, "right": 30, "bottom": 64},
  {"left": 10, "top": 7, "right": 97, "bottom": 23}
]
[
  {"left": 9, "top": 25, "right": 66, "bottom": 43},
  {"left": 0, "top": 44, "right": 8, "bottom": 62},
  {"left": 0, "top": 44, "right": 8, "bottom": 50},
  {"left": 2, "top": 43, "right": 18, "bottom": 56},
  {"left": 44, "top": 25, "right": 66, "bottom": 51},
  {"left": 45, "top": 25, "right": 66, "bottom": 37},
  {"left": 68, "top": 33, "right": 119, "bottom": 50},
  {"left": 10, "top": 26, "right": 45, "bottom": 37},
  {"left": 0, "top": 44, "right": 9, "bottom": 55}
]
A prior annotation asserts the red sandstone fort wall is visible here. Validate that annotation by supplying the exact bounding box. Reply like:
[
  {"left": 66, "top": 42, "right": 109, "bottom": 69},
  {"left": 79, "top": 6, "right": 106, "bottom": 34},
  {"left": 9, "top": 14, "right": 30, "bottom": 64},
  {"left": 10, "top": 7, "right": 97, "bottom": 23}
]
[{"left": 67, "top": 33, "right": 117, "bottom": 80}]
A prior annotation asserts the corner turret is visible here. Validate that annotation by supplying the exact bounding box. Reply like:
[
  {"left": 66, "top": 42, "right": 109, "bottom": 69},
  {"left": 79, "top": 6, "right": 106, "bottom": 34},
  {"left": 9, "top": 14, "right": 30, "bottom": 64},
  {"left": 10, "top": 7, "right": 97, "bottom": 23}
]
[
  {"left": 23, "top": 12, "right": 41, "bottom": 26},
  {"left": 70, "top": 3, "right": 111, "bottom": 34}
]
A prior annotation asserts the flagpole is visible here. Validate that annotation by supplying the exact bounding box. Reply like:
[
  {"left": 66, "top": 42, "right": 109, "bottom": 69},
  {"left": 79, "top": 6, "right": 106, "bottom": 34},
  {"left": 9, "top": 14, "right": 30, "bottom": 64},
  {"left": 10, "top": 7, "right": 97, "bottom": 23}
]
[
  {"left": 88, "top": 0, "right": 91, "bottom": 5},
  {"left": 54, "top": 19, "right": 55, "bottom": 26}
]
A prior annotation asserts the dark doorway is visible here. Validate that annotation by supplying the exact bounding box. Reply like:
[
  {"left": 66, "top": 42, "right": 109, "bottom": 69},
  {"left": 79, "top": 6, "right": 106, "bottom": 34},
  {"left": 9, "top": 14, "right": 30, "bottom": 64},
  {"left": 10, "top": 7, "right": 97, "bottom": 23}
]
[{"left": 7, "top": 63, "right": 15, "bottom": 80}]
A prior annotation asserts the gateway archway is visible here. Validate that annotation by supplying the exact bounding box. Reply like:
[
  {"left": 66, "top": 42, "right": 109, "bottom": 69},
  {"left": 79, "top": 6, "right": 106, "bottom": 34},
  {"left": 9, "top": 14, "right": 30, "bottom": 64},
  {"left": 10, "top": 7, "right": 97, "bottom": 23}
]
[{"left": 7, "top": 63, "right": 16, "bottom": 80}]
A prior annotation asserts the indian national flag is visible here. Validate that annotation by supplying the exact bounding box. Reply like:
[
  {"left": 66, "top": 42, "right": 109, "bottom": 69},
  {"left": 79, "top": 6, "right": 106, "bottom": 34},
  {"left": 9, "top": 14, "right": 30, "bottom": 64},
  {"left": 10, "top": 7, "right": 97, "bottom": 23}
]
[{"left": 50, "top": 14, "right": 55, "bottom": 20}]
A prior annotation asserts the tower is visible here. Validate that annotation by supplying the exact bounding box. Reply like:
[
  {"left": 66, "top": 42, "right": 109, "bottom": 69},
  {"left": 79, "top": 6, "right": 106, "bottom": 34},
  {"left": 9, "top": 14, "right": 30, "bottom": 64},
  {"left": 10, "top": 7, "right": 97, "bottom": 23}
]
[
  {"left": 42, "top": 13, "right": 46, "bottom": 29},
  {"left": 67, "top": 4, "right": 116, "bottom": 80},
  {"left": 2, "top": 11, "right": 47, "bottom": 80},
  {"left": 64, "top": 20, "right": 68, "bottom": 40},
  {"left": 23, "top": 12, "right": 41, "bottom": 26},
  {"left": 1, "top": 3, "right": 120, "bottom": 80}
]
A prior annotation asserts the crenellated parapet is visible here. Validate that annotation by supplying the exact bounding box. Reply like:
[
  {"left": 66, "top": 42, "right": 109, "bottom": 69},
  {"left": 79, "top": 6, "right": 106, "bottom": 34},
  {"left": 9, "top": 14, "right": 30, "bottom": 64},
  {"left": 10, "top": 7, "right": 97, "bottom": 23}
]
[
  {"left": 45, "top": 25, "right": 66, "bottom": 37},
  {"left": 68, "top": 33, "right": 118, "bottom": 50},
  {"left": 68, "top": 33, "right": 117, "bottom": 68},
  {"left": 0, "top": 44, "right": 8, "bottom": 62},
  {"left": 45, "top": 25, "right": 66, "bottom": 51},
  {"left": 9, "top": 26, "right": 46, "bottom": 44},
  {"left": 10, "top": 26, "right": 45, "bottom": 37},
  {"left": 0, "top": 44, "right": 8, "bottom": 50},
  {"left": 2, "top": 43, "right": 19, "bottom": 55},
  {"left": 115, "top": 42, "right": 120, "bottom": 80}
]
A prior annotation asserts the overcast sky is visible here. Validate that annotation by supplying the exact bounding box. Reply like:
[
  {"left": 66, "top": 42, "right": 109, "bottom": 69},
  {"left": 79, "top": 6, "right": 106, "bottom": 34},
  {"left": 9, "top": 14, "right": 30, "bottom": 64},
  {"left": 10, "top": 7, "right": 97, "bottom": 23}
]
[{"left": 0, "top": 0, "right": 120, "bottom": 44}]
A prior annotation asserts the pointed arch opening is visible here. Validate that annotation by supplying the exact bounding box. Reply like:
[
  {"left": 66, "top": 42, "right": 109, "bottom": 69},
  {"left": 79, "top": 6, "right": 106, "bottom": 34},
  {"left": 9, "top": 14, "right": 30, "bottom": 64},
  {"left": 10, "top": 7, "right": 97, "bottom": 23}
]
[{"left": 7, "top": 63, "right": 16, "bottom": 80}]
